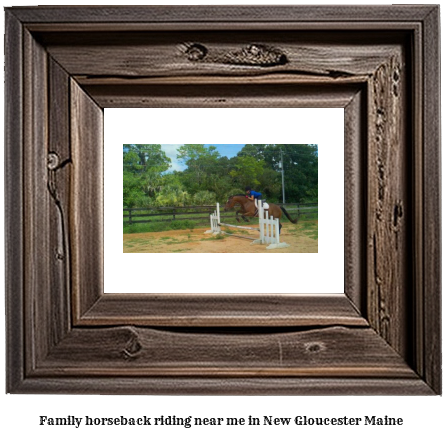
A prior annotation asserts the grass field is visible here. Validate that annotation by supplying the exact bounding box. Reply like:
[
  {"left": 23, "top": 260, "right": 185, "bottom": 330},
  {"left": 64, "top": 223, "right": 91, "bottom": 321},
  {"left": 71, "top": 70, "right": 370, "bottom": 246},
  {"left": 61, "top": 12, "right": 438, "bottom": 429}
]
[{"left": 123, "top": 210, "right": 318, "bottom": 235}]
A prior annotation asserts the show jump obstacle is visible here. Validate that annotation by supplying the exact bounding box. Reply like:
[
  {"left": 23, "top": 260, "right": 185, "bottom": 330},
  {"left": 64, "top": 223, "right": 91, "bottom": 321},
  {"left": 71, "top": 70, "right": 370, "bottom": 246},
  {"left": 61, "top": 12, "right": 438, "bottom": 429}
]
[{"left": 205, "top": 201, "right": 290, "bottom": 250}]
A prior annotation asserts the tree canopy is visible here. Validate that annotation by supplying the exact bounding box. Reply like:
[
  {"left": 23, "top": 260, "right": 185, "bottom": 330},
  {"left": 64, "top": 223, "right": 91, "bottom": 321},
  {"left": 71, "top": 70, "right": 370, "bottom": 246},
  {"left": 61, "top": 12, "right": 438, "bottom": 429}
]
[{"left": 123, "top": 144, "right": 317, "bottom": 208}]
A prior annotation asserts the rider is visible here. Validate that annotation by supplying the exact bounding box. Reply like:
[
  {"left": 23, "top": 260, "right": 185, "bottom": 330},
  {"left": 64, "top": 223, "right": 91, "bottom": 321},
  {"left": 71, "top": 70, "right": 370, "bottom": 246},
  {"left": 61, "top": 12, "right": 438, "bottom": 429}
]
[{"left": 245, "top": 186, "right": 263, "bottom": 208}]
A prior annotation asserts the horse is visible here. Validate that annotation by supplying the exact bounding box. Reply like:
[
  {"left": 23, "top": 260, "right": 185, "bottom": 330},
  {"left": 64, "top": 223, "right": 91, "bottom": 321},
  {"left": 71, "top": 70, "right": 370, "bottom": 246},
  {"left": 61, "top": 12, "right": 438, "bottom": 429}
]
[{"left": 224, "top": 194, "right": 298, "bottom": 233}]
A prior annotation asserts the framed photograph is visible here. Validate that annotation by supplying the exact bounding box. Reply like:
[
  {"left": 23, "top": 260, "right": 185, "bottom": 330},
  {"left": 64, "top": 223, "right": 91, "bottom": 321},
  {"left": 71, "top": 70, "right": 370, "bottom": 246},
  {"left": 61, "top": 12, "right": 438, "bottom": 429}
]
[
  {"left": 121, "top": 141, "right": 318, "bottom": 255},
  {"left": 107, "top": 107, "right": 342, "bottom": 296},
  {"left": 5, "top": 5, "right": 440, "bottom": 394}
]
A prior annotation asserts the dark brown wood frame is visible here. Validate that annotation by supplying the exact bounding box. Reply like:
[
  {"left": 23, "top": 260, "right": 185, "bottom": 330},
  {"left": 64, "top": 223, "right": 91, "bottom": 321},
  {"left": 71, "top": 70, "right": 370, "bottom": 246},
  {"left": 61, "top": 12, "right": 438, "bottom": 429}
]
[{"left": 5, "top": 6, "right": 441, "bottom": 394}]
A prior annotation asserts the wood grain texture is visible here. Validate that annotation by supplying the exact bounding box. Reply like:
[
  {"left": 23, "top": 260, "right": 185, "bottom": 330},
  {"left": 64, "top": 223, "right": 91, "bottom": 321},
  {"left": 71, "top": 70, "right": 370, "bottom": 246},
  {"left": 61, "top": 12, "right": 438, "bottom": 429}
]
[
  {"left": 344, "top": 90, "right": 366, "bottom": 313},
  {"left": 4, "top": 10, "right": 24, "bottom": 393},
  {"left": 4, "top": 5, "right": 441, "bottom": 394},
  {"left": 8, "top": 5, "right": 436, "bottom": 23},
  {"left": 13, "top": 376, "right": 434, "bottom": 396},
  {"left": 411, "top": 18, "right": 425, "bottom": 383},
  {"left": 41, "top": 31, "right": 401, "bottom": 80},
  {"left": 422, "top": 6, "right": 441, "bottom": 394},
  {"left": 37, "top": 326, "right": 415, "bottom": 378},
  {"left": 23, "top": 29, "right": 50, "bottom": 372},
  {"left": 48, "top": 58, "right": 72, "bottom": 346},
  {"left": 70, "top": 80, "right": 104, "bottom": 320},
  {"left": 25, "top": 23, "right": 425, "bottom": 34},
  {"left": 79, "top": 294, "right": 367, "bottom": 327},
  {"left": 366, "top": 50, "right": 409, "bottom": 358},
  {"left": 84, "top": 83, "right": 361, "bottom": 108}
]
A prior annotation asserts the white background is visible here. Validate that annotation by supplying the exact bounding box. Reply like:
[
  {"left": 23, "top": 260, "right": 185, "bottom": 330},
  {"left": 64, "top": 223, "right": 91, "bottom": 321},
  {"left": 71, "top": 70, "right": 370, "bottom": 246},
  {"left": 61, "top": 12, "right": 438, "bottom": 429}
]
[
  {"left": 106, "top": 108, "right": 343, "bottom": 294},
  {"left": 1, "top": 1, "right": 442, "bottom": 437}
]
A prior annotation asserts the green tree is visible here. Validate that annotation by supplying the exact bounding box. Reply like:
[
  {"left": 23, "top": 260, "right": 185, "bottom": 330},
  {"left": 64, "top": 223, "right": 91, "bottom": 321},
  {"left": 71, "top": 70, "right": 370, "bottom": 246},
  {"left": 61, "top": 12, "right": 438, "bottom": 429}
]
[
  {"left": 229, "top": 155, "right": 265, "bottom": 188},
  {"left": 155, "top": 172, "right": 188, "bottom": 206},
  {"left": 237, "top": 144, "right": 318, "bottom": 202},
  {"left": 177, "top": 144, "right": 221, "bottom": 194},
  {"left": 256, "top": 167, "right": 282, "bottom": 202},
  {"left": 193, "top": 190, "right": 217, "bottom": 205},
  {"left": 123, "top": 143, "right": 317, "bottom": 209},
  {"left": 156, "top": 186, "right": 189, "bottom": 206},
  {"left": 123, "top": 144, "right": 171, "bottom": 174},
  {"left": 277, "top": 144, "right": 318, "bottom": 202},
  {"left": 123, "top": 144, "right": 172, "bottom": 207},
  {"left": 123, "top": 171, "right": 148, "bottom": 208}
]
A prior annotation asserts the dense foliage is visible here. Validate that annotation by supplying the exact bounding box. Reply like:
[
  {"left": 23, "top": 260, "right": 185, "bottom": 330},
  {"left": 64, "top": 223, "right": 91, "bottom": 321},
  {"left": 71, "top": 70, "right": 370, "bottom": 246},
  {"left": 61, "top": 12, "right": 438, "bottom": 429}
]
[{"left": 123, "top": 144, "right": 318, "bottom": 208}]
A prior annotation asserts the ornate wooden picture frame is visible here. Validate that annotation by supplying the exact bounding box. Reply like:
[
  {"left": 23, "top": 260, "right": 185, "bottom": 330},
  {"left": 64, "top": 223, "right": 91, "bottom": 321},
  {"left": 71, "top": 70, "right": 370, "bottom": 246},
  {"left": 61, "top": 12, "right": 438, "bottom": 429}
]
[{"left": 5, "top": 5, "right": 441, "bottom": 394}]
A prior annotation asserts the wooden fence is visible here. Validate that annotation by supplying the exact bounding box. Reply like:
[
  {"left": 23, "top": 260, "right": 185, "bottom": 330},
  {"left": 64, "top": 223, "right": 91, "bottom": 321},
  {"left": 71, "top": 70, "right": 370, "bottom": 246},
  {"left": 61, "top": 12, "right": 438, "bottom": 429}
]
[{"left": 123, "top": 203, "right": 318, "bottom": 226}]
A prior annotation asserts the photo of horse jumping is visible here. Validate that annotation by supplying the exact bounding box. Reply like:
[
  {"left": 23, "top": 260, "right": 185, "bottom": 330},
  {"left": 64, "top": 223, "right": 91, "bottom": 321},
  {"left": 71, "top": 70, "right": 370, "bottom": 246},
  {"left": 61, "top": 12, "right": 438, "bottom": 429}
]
[{"left": 224, "top": 195, "right": 298, "bottom": 233}]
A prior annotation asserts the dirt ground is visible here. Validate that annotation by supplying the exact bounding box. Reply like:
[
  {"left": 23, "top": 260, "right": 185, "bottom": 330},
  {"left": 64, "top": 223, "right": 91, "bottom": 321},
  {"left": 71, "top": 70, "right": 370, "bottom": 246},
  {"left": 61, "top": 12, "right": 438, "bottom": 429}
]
[{"left": 123, "top": 223, "right": 317, "bottom": 253}]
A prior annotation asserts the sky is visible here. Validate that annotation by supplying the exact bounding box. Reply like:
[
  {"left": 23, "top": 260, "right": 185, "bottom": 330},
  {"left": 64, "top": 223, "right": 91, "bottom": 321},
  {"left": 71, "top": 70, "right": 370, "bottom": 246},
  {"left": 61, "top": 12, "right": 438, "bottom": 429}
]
[{"left": 161, "top": 144, "right": 245, "bottom": 172}]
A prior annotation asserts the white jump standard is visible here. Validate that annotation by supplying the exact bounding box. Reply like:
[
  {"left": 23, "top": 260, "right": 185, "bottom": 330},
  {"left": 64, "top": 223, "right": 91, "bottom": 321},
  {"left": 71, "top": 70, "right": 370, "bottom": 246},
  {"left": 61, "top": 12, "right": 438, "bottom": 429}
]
[{"left": 205, "top": 201, "right": 290, "bottom": 250}]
